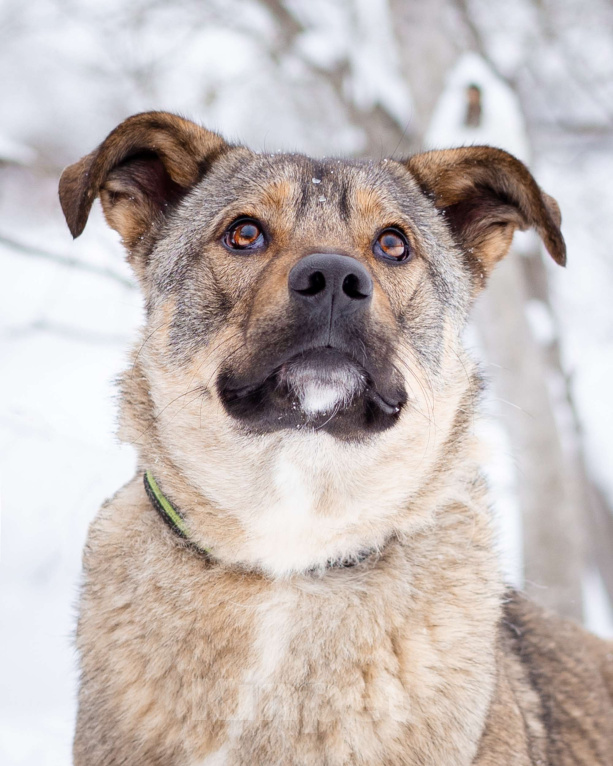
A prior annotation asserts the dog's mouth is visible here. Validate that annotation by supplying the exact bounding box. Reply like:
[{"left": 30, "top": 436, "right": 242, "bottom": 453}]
[{"left": 217, "top": 347, "right": 406, "bottom": 438}]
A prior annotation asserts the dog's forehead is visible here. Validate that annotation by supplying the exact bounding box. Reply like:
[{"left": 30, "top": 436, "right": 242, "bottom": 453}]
[{"left": 197, "top": 151, "right": 426, "bottom": 229}]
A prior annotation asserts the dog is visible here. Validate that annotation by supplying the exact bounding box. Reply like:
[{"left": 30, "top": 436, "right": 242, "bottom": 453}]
[{"left": 59, "top": 112, "right": 613, "bottom": 765}]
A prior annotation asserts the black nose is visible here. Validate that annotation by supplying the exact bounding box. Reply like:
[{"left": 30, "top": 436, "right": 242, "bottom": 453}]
[{"left": 288, "top": 253, "right": 373, "bottom": 317}]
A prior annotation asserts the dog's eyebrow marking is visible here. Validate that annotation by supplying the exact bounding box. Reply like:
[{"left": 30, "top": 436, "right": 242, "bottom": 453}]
[
  {"left": 338, "top": 178, "right": 351, "bottom": 222},
  {"left": 352, "top": 185, "right": 385, "bottom": 218},
  {"left": 260, "top": 178, "right": 294, "bottom": 209}
]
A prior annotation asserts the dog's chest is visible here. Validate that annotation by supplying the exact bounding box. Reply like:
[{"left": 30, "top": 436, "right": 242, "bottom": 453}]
[
  {"left": 173, "top": 570, "right": 494, "bottom": 766},
  {"left": 79, "top": 488, "right": 500, "bottom": 766}
]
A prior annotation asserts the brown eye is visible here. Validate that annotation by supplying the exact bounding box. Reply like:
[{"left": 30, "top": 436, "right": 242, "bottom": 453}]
[
  {"left": 373, "top": 228, "right": 411, "bottom": 263},
  {"left": 223, "top": 219, "right": 265, "bottom": 252}
]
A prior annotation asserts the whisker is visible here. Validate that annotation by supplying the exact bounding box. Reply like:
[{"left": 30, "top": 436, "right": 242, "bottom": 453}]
[
  {"left": 133, "top": 331, "right": 245, "bottom": 443},
  {"left": 391, "top": 351, "right": 437, "bottom": 424},
  {"left": 134, "top": 384, "right": 206, "bottom": 444},
  {"left": 129, "top": 321, "right": 167, "bottom": 382},
  {"left": 200, "top": 341, "right": 250, "bottom": 429}
]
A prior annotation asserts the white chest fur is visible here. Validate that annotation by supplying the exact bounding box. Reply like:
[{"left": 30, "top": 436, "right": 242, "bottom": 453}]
[
  {"left": 238, "top": 438, "right": 408, "bottom": 576},
  {"left": 190, "top": 524, "right": 499, "bottom": 766}
]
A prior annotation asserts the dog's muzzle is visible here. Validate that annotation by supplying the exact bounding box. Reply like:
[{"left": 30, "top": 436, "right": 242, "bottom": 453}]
[{"left": 217, "top": 252, "right": 406, "bottom": 438}]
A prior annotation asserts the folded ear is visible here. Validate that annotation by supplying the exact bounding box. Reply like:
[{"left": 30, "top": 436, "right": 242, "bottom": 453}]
[
  {"left": 405, "top": 147, "right": 566, "bottom": 283},
  {"left": 59, "top": 111, "right": 230, "bottom": 261}
]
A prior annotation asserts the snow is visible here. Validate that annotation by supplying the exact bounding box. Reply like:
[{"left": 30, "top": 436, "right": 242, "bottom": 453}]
[
  {"left": 1, "top": 181, "right": 140, "bottom": 766},
  {"left": 425, "top": 52, "right": 530, "bottom": 160},
  {"left": 289, "top": 0, "right": 413, "bottom": 127},
  {"left": 538, "top": 148, "right": 613, "bottom": 505},
  {"left": 524, "top": 299, "right": 556, "bottom": 347},
  {"left": 347, "top": 0, "right": 413, "bottom": 125},
  {"left": 0, "top": 134, "right": 35, "bottom": 166},
  {"left": 583, "top": 567, "right": 613, "bottom": 639}
]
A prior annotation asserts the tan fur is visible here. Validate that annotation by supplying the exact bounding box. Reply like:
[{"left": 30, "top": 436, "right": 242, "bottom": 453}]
[{"left": 60, "top": 112, "right": 612, "bottom": 765}]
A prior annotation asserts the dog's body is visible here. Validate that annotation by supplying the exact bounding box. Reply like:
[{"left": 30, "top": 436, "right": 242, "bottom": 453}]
[{"left": 60, "top": 113, "right": 613, "bottom": 765}]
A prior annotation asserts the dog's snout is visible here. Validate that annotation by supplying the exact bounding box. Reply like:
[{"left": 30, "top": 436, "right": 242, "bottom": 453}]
[{"left": 288, "top": 253, "right": 373, "bottom": 316}]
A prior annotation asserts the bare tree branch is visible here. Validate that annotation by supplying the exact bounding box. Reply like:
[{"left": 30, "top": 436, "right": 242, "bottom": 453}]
[
  {"left": 271, "top": 2, "right": 417, "bottom": 156},
  {"left": 0, "top": 233, "right": 135, "bottom": 289},
  {"left": 260, "top": 0, "right": 303, "bottom": 50},
  {"left": 2, "top": 319, "right": 132, "bottom": 346},
  {"left": 451, "top": 0, "right": 516, "bottom": 87}
]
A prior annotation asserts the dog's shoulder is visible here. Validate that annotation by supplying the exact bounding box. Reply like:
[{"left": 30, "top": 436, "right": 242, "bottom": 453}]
[{"left": 496, "top": 590, "right": 613, "bottom": 764}]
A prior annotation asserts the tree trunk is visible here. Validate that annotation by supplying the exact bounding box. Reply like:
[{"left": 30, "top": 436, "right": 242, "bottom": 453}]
[{"left": 473, "top": 250, "right": 586, "bottom": 620}]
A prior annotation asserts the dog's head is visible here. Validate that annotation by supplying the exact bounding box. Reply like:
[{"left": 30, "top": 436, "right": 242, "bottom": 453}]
[{"left": 59, "top": 112, "right": 565, "bottom": 572}]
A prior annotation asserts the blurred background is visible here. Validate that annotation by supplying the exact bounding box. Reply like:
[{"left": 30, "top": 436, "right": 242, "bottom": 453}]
[{"left": 1, "top": 0, "right": 613, "bottom": 762}]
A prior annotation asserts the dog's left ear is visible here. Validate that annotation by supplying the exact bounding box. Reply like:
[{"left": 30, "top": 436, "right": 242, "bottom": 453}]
[
  {"left": 405, "top": 147, "right": 566, "bottom": 283},
  {"left": 59, "top": 111, "right": 230, "bottom": 270}
]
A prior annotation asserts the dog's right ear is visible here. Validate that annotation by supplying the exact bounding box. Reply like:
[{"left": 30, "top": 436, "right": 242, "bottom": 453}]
[{"left": 59, "top": 111, "right": 230, "bottom": 266}]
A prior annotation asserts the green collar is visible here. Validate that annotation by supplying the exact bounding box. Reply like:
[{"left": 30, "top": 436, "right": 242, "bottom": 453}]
[
  {"left": 143, "top": 471, "right": 210, "bottom": 554},
  {"left": 144, "top": 470, "right": 379, "bottom": 570}
]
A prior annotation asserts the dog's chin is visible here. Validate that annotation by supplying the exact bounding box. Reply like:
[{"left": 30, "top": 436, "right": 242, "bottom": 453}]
[
  {"left": 277, "top": 350, "right": 366, "bottom": 418},
  {"left": 217, "top": 348, "right": 406, "bottom": 439}
]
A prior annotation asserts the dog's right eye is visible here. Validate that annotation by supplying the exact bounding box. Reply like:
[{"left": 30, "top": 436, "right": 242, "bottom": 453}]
[{"left": 223, "top": 219, "right": 266, "bottom": 252}]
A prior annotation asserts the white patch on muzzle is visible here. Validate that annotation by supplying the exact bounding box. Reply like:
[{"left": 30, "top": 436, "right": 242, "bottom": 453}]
[
  {"left": 300, "top": 382, "right": 348, "bottom": 415},
  {"left": 283, "top": 362, "right": 365, "bottom": 417}
]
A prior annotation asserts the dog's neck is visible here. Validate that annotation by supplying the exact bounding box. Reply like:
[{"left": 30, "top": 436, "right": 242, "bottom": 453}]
[{"left": 119, "top": 349, "right": 489, "bottom": 578}]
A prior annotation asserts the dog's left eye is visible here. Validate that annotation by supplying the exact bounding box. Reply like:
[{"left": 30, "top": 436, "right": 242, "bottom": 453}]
[
  {"left": 223, "top": 219, "right": 266, "bottom": 252},
  {"left": 373, "top": 229, "right": 411, "bottom": 263}
]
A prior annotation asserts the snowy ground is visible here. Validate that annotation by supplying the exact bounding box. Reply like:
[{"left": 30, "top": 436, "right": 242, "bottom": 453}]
[{"left": 0, "top": 173, "right": 141, "bottom": 761}]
